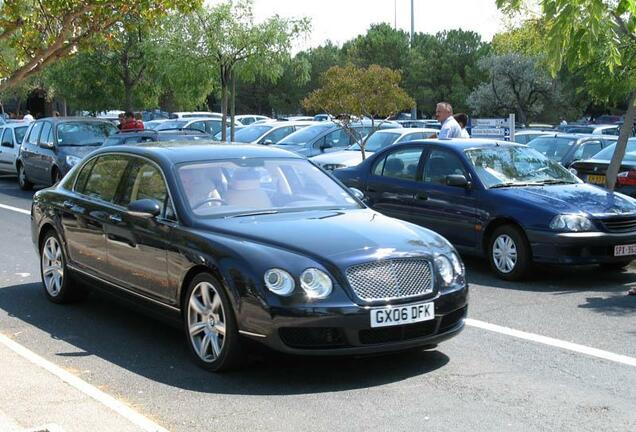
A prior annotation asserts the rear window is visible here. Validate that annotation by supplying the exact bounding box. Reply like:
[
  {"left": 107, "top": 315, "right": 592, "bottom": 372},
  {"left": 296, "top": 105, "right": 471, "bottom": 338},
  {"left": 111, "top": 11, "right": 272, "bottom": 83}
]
[
  {"left": 592, "top": 138, "right": 636, "bottom": 161},
  {"left": 277, "top": 123, "right": 334, "bottom": 145},
  {"left": 527, "top": 137, "right": 576, "bottom": 161}
]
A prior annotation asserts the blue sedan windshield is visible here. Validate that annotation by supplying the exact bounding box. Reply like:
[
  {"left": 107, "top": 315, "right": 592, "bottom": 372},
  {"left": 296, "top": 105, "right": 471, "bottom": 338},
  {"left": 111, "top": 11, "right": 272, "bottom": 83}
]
[{"left": 465, "top": 146, "right": 580, "bottom": 188}]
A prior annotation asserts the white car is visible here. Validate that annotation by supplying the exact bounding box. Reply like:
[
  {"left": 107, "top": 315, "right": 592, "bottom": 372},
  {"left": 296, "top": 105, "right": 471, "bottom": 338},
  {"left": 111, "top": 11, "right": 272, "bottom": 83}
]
[
  {"left": 235, "top": 115, "right": 271, "bottom": 126},
  {"left": 311, "top": 128, "right": 438, "bottom": 171},
  {"left": 232, "top": 120, "right": 317, "bottom": 144},
  {"left": 0, "top": 122, "right": 29, "bottom": 175},
  {"left": 170, "top": 111, "right": 222, "bottom": 119},
  {"left": 151, "top": 118, "right": 239, "bottom": 136},
  {"left": 513, "top": 130, "right": 553, "bottom": 144}
]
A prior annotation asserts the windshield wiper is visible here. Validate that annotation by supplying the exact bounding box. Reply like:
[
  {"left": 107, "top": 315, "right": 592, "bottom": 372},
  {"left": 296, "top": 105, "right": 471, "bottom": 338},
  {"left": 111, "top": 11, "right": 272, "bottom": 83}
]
[
  {"left": 535, "top": 179, "right": 577, "bottom": 185},
  {"left": 489, "top": 182, "right": 536, "bottom": 189},
  {"left": 226, "top": 210, "right": 279, "bottom": 218}
]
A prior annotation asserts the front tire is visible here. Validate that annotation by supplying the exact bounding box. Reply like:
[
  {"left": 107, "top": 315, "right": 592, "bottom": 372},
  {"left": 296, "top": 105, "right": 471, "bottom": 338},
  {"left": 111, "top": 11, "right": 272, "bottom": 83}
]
[
  {"left": 183, "top": 273, "right": 243, "bottom": 372},
  {"left": 40, "top": 230, "right": 83, "bottom": 303},
  {"left": 17, "top": 163, "right": 33, "bottom": 191},
  {"left": 488, "top": 225, "right": 531, "bottom": 281}
]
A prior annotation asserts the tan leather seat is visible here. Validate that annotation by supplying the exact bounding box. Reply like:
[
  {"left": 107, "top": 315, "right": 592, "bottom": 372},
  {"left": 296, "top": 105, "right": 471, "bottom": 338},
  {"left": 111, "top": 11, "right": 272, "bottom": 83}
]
[{"left": 225, "top": 169, "right": 272, "bottom": 208}]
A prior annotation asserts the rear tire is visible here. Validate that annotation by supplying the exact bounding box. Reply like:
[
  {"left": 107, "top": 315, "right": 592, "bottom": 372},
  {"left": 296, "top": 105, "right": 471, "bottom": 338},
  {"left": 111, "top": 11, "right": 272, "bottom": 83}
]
[
  {"left": 183, "top": 273, "right": 243, "bottom": 372},
  {"left": 17, "top": 163, "right": 33, "bottom": 191},
  {"left": 40, "top": 230, "right": 85, "bottom": 303},
  {"left": 487, "top": 225, "right": 531, "bottom": 281}
]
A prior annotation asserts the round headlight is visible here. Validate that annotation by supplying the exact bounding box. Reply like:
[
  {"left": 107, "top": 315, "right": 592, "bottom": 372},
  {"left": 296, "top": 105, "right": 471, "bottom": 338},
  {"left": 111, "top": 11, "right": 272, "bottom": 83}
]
[
  {"left": 449, "top": 252, "right": 464, "bottom": 277},
  {"left": 264, "top": 268, "right": 295, "bottom": 296},
  {"left": 300, "top": 268, "right": 332, "bottom": 299},
  {"left": 435, "top": 255, "right": 454, "bottom": 285}
]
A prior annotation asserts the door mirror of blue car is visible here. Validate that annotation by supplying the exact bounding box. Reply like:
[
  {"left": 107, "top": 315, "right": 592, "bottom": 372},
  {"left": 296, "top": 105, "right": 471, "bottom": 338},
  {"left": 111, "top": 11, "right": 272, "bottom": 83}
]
[
  {"left": 349, "top": 187, "right": 365, "bottom": 201},
  {"left": 39, "top": 141, "right": 54, "bottom": 149},
  {"left": 127, "top": 199, "right": 161, "bottom": 218},
  {"left": 446, "top": 174, "right": 470, "bottom": 188}
]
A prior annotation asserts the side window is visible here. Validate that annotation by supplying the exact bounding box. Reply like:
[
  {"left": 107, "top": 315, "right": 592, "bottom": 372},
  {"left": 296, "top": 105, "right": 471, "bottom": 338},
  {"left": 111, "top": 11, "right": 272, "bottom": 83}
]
[
  {"left": 74, "top": 159, "right": 97, "bottom": 193},
  {"left": 322, "top": 129, "right": 351, "bottom": 148},
  {"left": 264, "top": 127, "right": 294, "bottom": 144},
  {"left": 206, "top": 120, "right": 222, "bottom": 135},
  {"left": 26, "top": 122, "right": 43, "bottom": 145},
  {"left": 379, "top": 147, "right": 424, "bottom": 180},
  {"left": 372, "top": 156, "right": 386, "bottom": 176},
  {"left": 82, "top": 156, "right": 130, "bottom": 202},
  {"left": 422, "top": 149, "right": 468, "bottom": 184},
  {"left": 40, "top": 122, "right": 53, "bottom": 146},
  {"left": 188, "top": 121, "right": 206, "bottom": 133},
  {"left": 602, "top": 127, "right": 619, "bottom": 136},
  {"left": 1, "top": 128, "right": 12, "bottom": 147},
  {"left": 119, "top": 160, "right": 170, "bottom": 217},
  {"left": 574, "top": 142, "right": 602, "bottom": 160}
]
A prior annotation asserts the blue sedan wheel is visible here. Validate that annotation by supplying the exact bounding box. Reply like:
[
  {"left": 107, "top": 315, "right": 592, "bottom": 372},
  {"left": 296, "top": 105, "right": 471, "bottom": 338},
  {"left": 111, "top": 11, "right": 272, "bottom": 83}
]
[{"left": 488, "top": 225, "right": 531, "bottom": 281}]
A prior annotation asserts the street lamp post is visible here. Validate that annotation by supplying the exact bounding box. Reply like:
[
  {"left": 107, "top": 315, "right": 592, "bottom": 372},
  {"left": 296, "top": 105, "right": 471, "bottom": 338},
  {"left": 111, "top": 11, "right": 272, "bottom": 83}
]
[{"left": 410, "top": 0, "right": 417, "bottom": 120}]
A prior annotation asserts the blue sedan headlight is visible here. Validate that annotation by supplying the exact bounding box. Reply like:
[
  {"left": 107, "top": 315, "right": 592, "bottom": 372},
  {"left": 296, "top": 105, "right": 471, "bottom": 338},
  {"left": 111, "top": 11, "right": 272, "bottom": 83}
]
[{"left": 549, "top": 214, "right": 593, "bottom": 232}]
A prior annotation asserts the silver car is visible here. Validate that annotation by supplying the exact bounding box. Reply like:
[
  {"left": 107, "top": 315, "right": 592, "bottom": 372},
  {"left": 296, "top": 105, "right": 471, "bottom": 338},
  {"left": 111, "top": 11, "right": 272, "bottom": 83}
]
[
  {"left": 232, "top": 120, "right": 317, "bottom": 144},
  {"left": 0, "top": 122, "right": 29, "bottom": 175},
  {"left": 311, "top": 128, "right": 438, "bottom": 171}
]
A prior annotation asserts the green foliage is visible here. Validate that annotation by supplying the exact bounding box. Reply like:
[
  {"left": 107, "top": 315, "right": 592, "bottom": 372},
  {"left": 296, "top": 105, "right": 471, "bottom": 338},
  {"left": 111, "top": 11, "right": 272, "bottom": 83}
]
[
  {"left": 468, "top": 54, "right": 560, "bottom": 124},
  {"left": 0, "top": 0, "right": 201, "bottom": 92}
]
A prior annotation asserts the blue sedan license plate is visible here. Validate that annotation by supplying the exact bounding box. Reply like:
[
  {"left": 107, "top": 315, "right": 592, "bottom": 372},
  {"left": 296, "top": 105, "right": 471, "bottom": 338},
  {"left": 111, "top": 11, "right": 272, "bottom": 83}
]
[{"left": 370, "top": 301, "right": 435, "bottom": 328}]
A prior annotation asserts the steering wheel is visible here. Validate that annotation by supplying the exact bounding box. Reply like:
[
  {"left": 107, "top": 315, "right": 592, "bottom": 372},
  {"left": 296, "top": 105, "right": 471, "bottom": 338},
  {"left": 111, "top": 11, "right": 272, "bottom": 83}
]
[{"left": 192, "top": 197, "right": 226, "bottom": 210}]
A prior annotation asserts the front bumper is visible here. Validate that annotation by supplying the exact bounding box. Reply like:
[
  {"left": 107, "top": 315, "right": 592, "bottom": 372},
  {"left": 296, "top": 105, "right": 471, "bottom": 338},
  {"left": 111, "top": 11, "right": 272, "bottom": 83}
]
[
  {"left": 526, "top": 229, "right": 636, "bottom": 264},
  {"left": 239, "top": 287, "right": 468, "bottom": 355}
]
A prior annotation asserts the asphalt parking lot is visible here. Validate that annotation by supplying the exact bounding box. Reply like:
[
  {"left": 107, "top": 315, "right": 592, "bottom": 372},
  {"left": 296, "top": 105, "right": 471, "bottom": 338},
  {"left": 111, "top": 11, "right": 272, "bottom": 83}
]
[{"left": 1, "top": 174, "right": 635, "bottom": 432}]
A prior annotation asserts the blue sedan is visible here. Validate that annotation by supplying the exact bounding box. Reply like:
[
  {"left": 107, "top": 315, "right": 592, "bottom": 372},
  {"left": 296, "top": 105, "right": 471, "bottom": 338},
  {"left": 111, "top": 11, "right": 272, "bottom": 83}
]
[{"left": 333, "top": 138, "right": 636, "bottom": 280}]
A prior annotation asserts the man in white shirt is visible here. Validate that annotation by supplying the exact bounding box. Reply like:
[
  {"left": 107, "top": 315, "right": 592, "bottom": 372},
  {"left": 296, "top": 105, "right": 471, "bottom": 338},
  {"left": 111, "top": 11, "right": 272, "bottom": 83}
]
[
  {"left": 22, "top": 110, "right": 34, "bottom": 122},
  {"left": 435, "top": 102, "right": 462, "bottom": 138}
]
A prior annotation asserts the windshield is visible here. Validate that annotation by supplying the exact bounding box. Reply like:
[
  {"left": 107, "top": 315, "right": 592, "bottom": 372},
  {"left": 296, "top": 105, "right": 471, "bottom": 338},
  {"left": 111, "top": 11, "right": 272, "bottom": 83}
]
[
  {"left": 527, "top": 137, "right": 576, "bottom": 161},
  {"left": 465, "top": 146, "right": 580, "bottom": 188},
  {"left": 277, "top": 123, "right": 334, "bottom": 145},
  {"left": 348, "top": 132, "right": 401, "bottom": 151},
  {"left": 592, "top": 138, "right": 636, "bottom": 161},
  {"left": 57, "top": 122, "right": 117, "bottom": 146},
  {"left": 233, "top": 125, "right": 272, "bottom": 142},
  {"left": 155, "top": 120, "right": 188, "bottom": 131},
  {"left": 14, "top": 126, "right": 27, "bottom": 144},
  {"left": 178, "top": 158, "right": 361, "bottom": 217}
]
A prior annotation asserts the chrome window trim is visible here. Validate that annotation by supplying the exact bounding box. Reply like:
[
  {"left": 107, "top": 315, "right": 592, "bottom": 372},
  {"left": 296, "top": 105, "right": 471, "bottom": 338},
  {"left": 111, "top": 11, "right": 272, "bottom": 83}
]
[{"left": 71, "top": 152, "right": 182, "bottom": 224}]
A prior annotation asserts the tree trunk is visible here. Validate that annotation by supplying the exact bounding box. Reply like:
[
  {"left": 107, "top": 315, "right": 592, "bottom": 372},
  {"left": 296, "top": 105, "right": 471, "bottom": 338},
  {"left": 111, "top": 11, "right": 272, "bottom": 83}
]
[
  {"left": 606, "top": 90, "right": 636, "bottom": 190},
  {"left": 230, "top": 69, "right": 236, "bottom": 142},
  {"left": 220, "top": 65, "right": 229, "bottom": 142},
  {"left": 124, "top": 82, "right": 133, "bottom": 112}
]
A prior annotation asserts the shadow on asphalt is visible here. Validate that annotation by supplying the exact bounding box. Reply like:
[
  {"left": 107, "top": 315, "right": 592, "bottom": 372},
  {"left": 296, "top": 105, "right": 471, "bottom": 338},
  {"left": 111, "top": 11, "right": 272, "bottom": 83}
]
[
  {"left": 0, "top": 176, "right": 38, "bottom": 200},
  {"left": 0, "top": 282, "right": 450, "bottom": 395},
  {"left": 463, "top": 255, "right": 636, "bottom": 293}
]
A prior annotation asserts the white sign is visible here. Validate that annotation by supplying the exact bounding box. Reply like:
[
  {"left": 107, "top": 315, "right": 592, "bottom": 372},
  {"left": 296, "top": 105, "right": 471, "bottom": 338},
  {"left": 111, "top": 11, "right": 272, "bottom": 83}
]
[
  {"left": 471, "top": 128, "right": 505, "bottom": 136},
  {"left": 472, "top": 118, "right": 509, "bottom": 128}
]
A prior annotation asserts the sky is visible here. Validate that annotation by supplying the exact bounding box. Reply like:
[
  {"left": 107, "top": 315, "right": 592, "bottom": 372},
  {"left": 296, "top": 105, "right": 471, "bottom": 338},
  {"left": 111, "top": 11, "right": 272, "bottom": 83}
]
[{"left": 245, "top": 0, "right": 506, "bottom": 52}]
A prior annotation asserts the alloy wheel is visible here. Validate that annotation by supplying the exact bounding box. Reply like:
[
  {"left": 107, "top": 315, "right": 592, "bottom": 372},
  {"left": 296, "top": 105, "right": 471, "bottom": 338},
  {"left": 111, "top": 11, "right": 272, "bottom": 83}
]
[
  {"left": 42, "top": 236, "right": 64, "bottom": 297},
  {"left": 492, "top": 234, "right": 517, "bottom": 274},
  {"left": 187, "top": 281, "right": 226, "bottom": 363}
]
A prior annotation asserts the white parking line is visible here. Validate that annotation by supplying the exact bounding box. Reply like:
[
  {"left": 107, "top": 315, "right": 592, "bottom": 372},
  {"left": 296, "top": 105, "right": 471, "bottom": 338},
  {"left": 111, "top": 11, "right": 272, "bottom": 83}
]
[
  {"left": 0, "top": 333, "right": 169, "bottom": 432},
  {"left": 0, "top": 203, "right": 30, "bottom": 215},
  {"left": 466, "top": 318, "right": 636, "bottom": 368}
]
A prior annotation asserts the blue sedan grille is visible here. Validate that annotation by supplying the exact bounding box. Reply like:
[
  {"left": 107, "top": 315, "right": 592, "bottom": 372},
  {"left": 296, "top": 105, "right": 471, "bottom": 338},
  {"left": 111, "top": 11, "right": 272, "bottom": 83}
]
[
  {"left": 599, "top": 217, "right": 636, "bottom": 233},
  {"left": 345, "top": 258, "right": 434, "bottom": 301}
]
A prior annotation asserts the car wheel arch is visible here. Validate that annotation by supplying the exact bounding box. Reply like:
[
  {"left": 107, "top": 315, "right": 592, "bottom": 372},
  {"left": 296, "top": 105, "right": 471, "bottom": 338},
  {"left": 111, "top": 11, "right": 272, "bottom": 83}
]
[
  {"left": 482, "top": 217, "right": 529, "bottom": 255},
  {"left": 179, "top": 265, "right": 236, "bottom": 318},
  {"left": 38, "top": 223, "right": 58, "bottom": 252}
]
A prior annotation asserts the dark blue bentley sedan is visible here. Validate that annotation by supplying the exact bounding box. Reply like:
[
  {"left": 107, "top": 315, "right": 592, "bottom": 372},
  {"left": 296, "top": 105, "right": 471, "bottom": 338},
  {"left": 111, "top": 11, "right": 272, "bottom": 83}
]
[
  {"left": 333, "top": 139, "right": 636, "bottom": 280},
  {"left": 31, "top": 142, "right": 468, "bottom": 371}
]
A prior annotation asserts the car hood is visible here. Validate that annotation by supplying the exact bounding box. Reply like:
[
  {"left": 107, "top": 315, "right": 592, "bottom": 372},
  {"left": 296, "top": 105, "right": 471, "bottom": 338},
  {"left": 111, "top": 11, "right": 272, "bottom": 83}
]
[
  {"left": 271, "top": 144, "right": 311, "bottom": 157},
  {"left": 311, "top": 150, "right": 371, "bottom": 167},
  {"left": 494, "top": 183, "right": 636, "bottom": 217},
  {"left": 197, "top": 208, "right": 450, "bottom": 261},
  {"left": 57, "top": 144, "right": 103, "bottom": 158}
]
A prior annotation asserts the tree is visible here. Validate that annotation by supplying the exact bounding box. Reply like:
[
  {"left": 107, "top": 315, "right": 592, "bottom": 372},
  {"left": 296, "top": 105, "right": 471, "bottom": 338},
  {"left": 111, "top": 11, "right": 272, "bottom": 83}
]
[
  {"left": 302, "top": 64, "right": 414, "bottom": 160},
  {"left": 173, "top": 0, "right": 309, "bottom": 140},
  {"left": 0, "top": 0, "right": 200, "bottom": 93},
  {"left": 468, "top": 54, "right": 559, "bottom": 125},
  {"left": 496, "top": 0, "right": 636, "bottom": 190}
]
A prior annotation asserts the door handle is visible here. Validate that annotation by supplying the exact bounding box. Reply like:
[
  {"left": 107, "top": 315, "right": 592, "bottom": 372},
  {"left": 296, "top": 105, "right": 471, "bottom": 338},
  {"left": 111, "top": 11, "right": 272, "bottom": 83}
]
[
  {"left": 109, "top": 214, "right": 122, "bottom": 223},
  {"left": 414, "top": 192, "right": 428, "bottom": 201},
  {"left": 62, "top": 200, "right": 74, "bottom": 209}
]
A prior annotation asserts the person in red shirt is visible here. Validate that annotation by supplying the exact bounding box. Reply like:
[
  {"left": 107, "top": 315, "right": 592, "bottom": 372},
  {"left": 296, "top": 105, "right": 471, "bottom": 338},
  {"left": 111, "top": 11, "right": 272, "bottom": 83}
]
[
  {"left": 134, "top": 112, "right": 145, "bottom": 130},
  {"left": 120, "top": 111, "right": 142, "bottom": 131}
]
